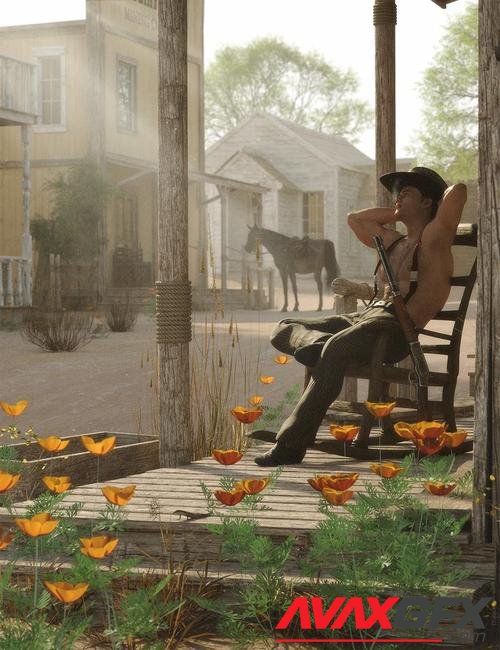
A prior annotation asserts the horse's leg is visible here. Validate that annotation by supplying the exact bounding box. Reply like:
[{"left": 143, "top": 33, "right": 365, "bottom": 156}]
[
  {"left": 279, "top": 269, "right": 289, "bottom": 312},
  {"left": 314, "top": 271, "right": 323, "bottom": 311},
  {"left": 290, "top": 271, "right": 299, "bottom": 311}
]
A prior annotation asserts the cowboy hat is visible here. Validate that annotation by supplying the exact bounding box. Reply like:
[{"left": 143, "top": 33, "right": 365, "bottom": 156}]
[{"left": 380, "top": 166, "right": 448, "bottom": 202}]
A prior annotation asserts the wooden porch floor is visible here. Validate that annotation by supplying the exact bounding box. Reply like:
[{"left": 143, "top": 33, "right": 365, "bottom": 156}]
[
  {"left": 0, "top": 419, "right": 495, "bottom": 647},
  {"left": 0, "top": 420, "right": 482, "bottom": 568}
]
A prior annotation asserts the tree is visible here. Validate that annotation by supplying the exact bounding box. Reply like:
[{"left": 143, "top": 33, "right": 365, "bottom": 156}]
[
  {"left": 31, "top": 157, "right": 114, "bottom": 261},
  {"left": 205, "top": 37, "right": 372, "bottom": 143},
  {"left": 412, "top": 3, "right": 478, "bottom": 181}
]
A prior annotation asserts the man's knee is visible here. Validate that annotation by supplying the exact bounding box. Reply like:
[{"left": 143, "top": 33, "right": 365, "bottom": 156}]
[{"left": 270, "top": 320, "right": 295, "bottom": 350}]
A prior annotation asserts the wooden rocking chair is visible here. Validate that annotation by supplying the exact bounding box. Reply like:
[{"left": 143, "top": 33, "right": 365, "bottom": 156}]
[{"left": 324, "top": 223, "right": 477, "bottom": 453}]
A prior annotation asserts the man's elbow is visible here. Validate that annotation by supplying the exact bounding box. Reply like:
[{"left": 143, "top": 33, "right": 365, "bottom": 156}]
[{"left": 347, "top": 213, "right": 357, "bottom": 230}]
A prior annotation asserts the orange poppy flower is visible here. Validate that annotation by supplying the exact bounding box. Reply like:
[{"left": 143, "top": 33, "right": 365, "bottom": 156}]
[
  {"left": 414, "top": 437, "right": 447, "bottom": 456},
  {"left": 329, "top": 424, "right": 360, "bottom": 442},
  {"left": 308, "top": 472, "right": 359, "bottom": 492},
  {"left": 37, "top": 436, "right": 70, "bottom": 453},
  {"left": 43, "top": 580, "right": 89, "bottom": 604},
  {"left": 412, "top": 421, "right": 447, "bottom": 440},
  {"left": 81, "top": 435, "right": 116, "bottom": 456},
  {"left": 42, "top": 476, "right": 71, "bottom": 494},
  {"left": 274, "top": 355, "right": 291, "bottom": 365},
  {"left": 259, "top": 375, "right": 274, "bottom": 384},
  {"left": 213, "top": 489, "right": 246, "bottom": 506},
  {"left": 248, "top": 395, "right": 264, "bottom": 406},
  {"left": 364, "top": 401, "right": 397, "bottom": 418},
  {"left": 425, "top": 481, "right": 457, "bottom": 496},
  {"left": 0, "top": 527, "right": 14, "bottom": 550},
  {"left": 0, "top": 399, "right": 28, "bottom": 417},
  {"left": 321, "top": 488, "right": 354, "bottom": 506},
  {"left": 442, "top": 430, "right": 468, "bottom": 448},
  {"left": 212, "top": 449, "right": 243, "bottom": 465},
  {"left": 370, "top": 462, "right": 404, "bottom": 479},
  {"left": 234, "top": 478, "right": 270, "bottom": 495},
  {"left": 101, "top": 484, "right": 136, "bottom": 506},
  {"left": 15, "top": 512, "right": 59, "bottom": 537},
  {"left": 0, "top": 471, "right": 20, "bottom": 493},
  {"left": 393, "top": 422, "right": 416, "bottom": 441},
  {"left": 79, "top": 534, "right": 119, "bottom": 559},
  {"left": 231, "top": 406, "right": 263, "bottom": 424}
]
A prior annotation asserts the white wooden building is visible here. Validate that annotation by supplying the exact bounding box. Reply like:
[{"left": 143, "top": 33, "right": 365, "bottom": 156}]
[{"left": 205, "top": 112, "right": 378, "bottom": 281}]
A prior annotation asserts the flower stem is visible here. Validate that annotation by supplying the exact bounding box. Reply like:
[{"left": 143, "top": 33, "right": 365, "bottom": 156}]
[{"left": 33, "top": 538, "right": 39, "bottom": 611}]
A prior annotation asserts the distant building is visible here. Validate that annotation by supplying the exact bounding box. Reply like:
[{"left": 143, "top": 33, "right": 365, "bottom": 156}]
[
  {"left": 206, "top": 113, "right": 379, "bottom": 280},
  {"left": 0, "top": 0, "right": 204, "bottom": 305}
]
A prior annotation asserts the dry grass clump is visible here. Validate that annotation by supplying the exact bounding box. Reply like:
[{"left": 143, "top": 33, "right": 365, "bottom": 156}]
[
  {"left": 20, "top": 309, "right": 94, "bottom": 352},
  {"left": 190, "top": 314, "right": 263, "bottom": 458},
  {"left": 105, "top": 298, "right": 138, "bottom": 332}
]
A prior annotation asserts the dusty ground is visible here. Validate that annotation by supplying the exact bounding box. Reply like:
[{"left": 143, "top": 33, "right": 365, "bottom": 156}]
[{"left": 0, "top": 277, "right": 476, "bottom": 440}]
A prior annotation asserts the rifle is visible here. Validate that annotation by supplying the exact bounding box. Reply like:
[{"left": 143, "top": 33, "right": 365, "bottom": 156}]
[{"left": 373, "top": 235, "right": 430, "bottom": 420}]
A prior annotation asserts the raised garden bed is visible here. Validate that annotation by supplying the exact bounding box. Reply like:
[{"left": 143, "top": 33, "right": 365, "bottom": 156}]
[{"left": 8, "top": 431, "right": 159, "bottom": 502}]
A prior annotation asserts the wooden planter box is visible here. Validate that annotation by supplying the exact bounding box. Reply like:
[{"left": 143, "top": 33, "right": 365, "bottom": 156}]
[{"left": 7, "top": 432, "right": 159, "bottom": 502}]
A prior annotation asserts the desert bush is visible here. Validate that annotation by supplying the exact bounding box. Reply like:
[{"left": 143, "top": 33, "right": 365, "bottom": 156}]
[
  {"left": 105, "top": 296, "right": 138, "bottom": 332},
  {"left": 20, "top": 309, "right": 94, "bottom": 352}
]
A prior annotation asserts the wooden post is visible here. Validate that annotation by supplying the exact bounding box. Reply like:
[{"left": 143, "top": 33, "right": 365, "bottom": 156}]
[
  {"left": 219, "top": 186, "right": 229, "bottom": 293},
  {"left": 21, "top": 124, "right": 32, "bottom": 305},
  {"left": 473, "top": 0, "right": 500, "bottom": 554},
  {"left": 156, "top": 0, "right": 192, "bottom": 467},
  {"left": 374, "top": 0, "right": 415, "bottom": 399},
  {"left": 87, "top": 0, "right": 106, "bottom": 302},
  {"left": 374, "top": 0, "right": 397, "bottom": 208}
]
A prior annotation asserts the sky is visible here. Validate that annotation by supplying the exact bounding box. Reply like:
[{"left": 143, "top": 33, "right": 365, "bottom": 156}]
[{"left": 0, "top": 0, "right": 474, "bottom": 159}]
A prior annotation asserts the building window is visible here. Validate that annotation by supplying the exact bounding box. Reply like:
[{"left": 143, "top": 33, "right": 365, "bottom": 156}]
[
  {"left": 117, "top": 59, "right": 137, "bottom": 132},
  {"left": 33, "top": 47, "right": 66, "bottom": 131},
  {"left": 115, "top": 194, "right": 138, "bottom": 249},
  {"left": 302, "top": 192, "right": 325, "bottom": 239}
]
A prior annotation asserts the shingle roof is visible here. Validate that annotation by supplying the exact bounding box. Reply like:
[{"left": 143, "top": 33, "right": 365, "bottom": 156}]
[{"left": 270, "top": 114, "right": 373, "bottom": 167}]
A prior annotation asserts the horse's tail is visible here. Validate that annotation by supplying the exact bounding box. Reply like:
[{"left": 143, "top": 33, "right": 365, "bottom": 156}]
[{"left": 324, "top": 239, "right": 341, "bottom": 285}]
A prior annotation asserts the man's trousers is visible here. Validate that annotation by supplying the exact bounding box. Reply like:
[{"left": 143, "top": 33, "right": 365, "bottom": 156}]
[{"left": 269, "top": 305, "right": 409, "bottom": 454}]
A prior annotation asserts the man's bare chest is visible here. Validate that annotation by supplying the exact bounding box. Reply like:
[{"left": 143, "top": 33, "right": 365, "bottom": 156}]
[{"left": 376, "top": 238, "right": 416, "bottom": 285}]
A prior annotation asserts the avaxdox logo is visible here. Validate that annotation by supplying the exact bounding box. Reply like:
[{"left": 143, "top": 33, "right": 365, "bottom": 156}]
[{"left": 275, "top": 596, "right": 491, "bottom": 644}]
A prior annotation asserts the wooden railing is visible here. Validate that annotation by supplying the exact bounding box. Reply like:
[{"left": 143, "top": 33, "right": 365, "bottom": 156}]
[
  {"left": 241, "top": 260, "right": 275, "bottom": 310},
  {"left": 0, "top": 55, "right": 37, "bottom": 116},
  {"left": 0, "top": 256, "right": 31, "bottom": 307}
]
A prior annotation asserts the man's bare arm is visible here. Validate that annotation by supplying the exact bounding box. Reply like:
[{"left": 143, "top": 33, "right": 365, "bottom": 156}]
[
  {"left": 422, "top": 183, "right": 467, "bottom": 247},
  {"left": 347, "top": 207, "right": 402, "bottom": 248}
]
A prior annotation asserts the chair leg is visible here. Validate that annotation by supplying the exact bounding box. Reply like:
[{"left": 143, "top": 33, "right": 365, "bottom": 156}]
[
  {"left": 353, "top": 335, "right": 389, "bottom": 448},
  {"left": 442, "top": 382, "right": 457, "bottom": 431}
]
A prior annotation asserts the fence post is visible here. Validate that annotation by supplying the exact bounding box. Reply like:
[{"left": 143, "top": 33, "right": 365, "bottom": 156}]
[{"left": 268, "top": 268, "right": 275, "bottom": 309}]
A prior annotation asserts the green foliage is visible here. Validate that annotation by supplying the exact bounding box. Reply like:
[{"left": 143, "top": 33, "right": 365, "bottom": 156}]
[
  {"left": 454, "top": 468, "right": 474, "bottom": 498},
  {"left": 205, "top": 37, "right": 372, "bottom": 143},
  {"left": 30, "top": 157, "right": 114, "bottom": 261},
  {"left": 110, "top": 577, "right": 184, "bottom": 644},
  {"left": 261, "top": 384, "right": 301, "bottom": 430},
  {"left": 418, "top": 455, "right": 456, "bottom": 483},
  {"left": 0, "top": 614, "right": 89, "bottom": 650},
  {"left": 0, "top": 445, "right": 23, "bottom": 476},
  {"left": 411, "top": 3, "right": 478, "bottom": 181},
  {"left": 206, "top": 516, "right": 297, "bottom": 645}
]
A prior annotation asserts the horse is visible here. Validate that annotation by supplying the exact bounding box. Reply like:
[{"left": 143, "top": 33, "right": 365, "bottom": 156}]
[{"left": 243, "top": 225, "right": 340, "bottom": 311}]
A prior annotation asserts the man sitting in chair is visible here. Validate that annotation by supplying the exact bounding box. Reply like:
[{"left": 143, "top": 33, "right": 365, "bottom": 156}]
[{"left": 255, "top": 167, "right": 467, "bottom": 467}]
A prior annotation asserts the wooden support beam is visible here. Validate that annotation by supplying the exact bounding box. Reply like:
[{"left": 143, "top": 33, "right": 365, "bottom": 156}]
[
  {"left": 473, "top": 0, "right": 500, "bottom": 561},
  {"left": 156, "top": 0, "right": 192, "bottom": 467},
  {"left": 374, "top": 0, "right": 397, "bottom": 208}
]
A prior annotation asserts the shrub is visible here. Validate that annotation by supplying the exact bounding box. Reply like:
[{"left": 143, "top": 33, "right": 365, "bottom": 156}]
[
  {"left": 105, "top": 297, "right": 138, "bottom": 332},
  {"left": 20, "top": 310, "right": 94, "bottom": 352}
]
